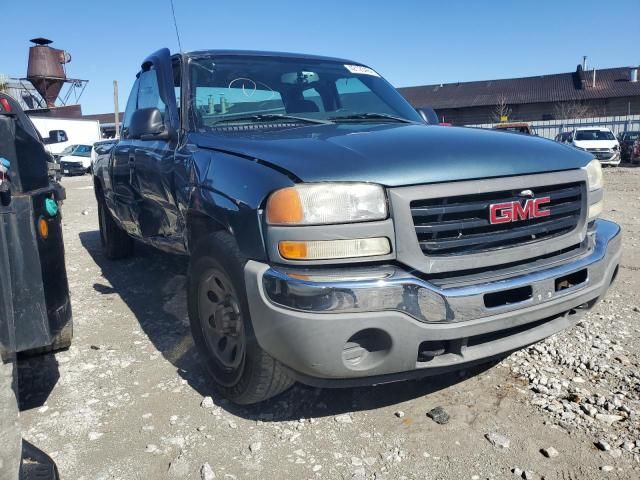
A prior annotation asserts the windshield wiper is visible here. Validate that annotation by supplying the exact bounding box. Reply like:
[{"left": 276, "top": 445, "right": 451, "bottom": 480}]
[
  {"left": 329, "top": 113, "right": 414, "bottom": 124},
  {"left": 212, "top": 114, "right": 333, "bottom": 126}
]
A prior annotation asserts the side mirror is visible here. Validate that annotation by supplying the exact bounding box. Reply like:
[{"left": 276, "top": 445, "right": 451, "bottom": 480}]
[
  {"left": 46, "top": 130, "right": 68, "bottom": 144},
  {"left": 129, "top": 108, "right": 172, "bottom": 140}
]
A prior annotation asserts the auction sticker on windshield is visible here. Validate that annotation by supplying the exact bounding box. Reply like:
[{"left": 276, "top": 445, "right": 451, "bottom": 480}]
[{"left": 344, "top": 64, "right": 380, "bottom": 77}]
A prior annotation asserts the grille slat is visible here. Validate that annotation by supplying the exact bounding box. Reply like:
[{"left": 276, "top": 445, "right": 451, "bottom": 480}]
[
  {"left": 411, "top": 185, "right": 582, "bottom": 217},
  {"left": 419, "top": 216, "right": 577, "bottom": 252},
  {"left": 411, "top": 182, "right": 584, "bottom": 256}
]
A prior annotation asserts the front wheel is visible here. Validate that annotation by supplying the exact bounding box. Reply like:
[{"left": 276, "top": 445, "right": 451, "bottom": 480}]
[{"left": 188, "top": 232, "right": 293, "bottom": 404}]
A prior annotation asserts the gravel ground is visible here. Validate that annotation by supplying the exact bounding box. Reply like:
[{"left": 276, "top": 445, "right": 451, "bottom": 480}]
[{"left": 18, "top": 167, "right": 640, "bottom": 480}]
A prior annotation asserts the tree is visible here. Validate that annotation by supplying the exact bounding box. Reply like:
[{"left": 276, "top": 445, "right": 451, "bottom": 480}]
[
  {"left": 553, "top": 101, "right": 600, "bottom": 120},
  {"left": 491, "top": 94, "right": 512, "bottom": 123}
]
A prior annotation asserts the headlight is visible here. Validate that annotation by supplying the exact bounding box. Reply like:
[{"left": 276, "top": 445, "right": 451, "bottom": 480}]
[
  {"left": 584, "top": 159, "right": 603, "bottom": 191},
  {"left": 266, "top": 183, "right": 387, "bottom": 225}
]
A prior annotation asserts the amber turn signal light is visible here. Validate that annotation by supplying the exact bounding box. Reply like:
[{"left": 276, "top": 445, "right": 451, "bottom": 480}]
[
  {"left": 266, "top": 187, "right": 304, "bottom": 225},
  {"left": 38, "top": 217, "right": 49, "bottom": 239},
  {"left": 278, "top": 241, "right": 308, "bottom": 260}
]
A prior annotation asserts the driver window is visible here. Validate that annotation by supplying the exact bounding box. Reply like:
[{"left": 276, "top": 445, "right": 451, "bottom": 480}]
[
  {"left": 138, "top": 68, "right": 167, "bottom": 116},
  {"left": 122, "top": 78, "right": 140, "bottom": 132},
  {"left": 173, "top": 57, "right": 182, "bottom": 122},
  {"left": 302, "top": 88, "right": 323, "bottom": 112}
]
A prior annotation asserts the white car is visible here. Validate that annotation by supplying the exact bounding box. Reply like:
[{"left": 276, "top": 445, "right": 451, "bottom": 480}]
[
  {"left": 570, "top": 127, "right": 620, "bottom": 166},
  {"left": 58, "top": 144, "right": 93, "bottom": 175}
]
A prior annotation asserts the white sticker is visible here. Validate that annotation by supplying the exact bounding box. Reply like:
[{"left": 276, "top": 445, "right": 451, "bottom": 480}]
[{"left": 344, "top": 64, "right": 380, "bottom": 77}]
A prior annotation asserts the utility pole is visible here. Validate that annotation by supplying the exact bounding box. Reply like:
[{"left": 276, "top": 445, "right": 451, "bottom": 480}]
[{"left": 113, "top": 80, "right": 119, "bottom": 139}]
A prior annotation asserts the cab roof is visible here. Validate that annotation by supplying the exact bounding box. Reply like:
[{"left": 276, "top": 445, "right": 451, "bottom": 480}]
[{"left": 184, "top": 49, "right": 362, "bottom": 66}]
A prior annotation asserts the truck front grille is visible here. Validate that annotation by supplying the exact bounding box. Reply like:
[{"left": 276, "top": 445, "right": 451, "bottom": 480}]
[
  {"left": 586, "top": 148, "right": 615, "bottom": 161},
  {"left": 410, "top": 182, "right": 583, "bottom": 256}
]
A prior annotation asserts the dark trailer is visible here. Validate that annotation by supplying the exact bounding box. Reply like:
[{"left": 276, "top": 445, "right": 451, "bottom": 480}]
[
  {"left": 0, "top": 92, "right": 72, "bottom": 354},
  {"left": 0, "top": 92, "right": 68, "bottom": 478}
]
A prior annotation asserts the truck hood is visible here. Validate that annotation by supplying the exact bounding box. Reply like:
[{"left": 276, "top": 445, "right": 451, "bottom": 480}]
[
  {"left": 573, "top": 139, "right": 619, "bottom": 150},
  {"left": 191, "top": 123, "right": 592, "bottom": 187},
  {"left": 60, "top": 155, "right": 91, "bottom": 167}
]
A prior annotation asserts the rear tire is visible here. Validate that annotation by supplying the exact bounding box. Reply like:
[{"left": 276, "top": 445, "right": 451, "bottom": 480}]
[
  {"left": 188, "top": 232, "right": 294, "bottom": 405},
  {"left": 97, "top": 192, "right": 133, "bottom": 260}
]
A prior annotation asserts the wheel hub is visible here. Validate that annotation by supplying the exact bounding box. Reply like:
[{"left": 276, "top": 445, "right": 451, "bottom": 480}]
[
  {"left": 213, "top": 296, "right": 241, "bottom": 336},
  {"left": 198, "top": 268, "right": 246, "bottom": 373}
]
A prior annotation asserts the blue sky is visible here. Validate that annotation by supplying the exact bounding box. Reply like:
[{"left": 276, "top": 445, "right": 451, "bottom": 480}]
[{"left": 3, "top": 0, "right": 639, "bottom": 114}]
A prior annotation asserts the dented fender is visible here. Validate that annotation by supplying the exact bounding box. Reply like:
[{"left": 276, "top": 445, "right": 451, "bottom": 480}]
[{"left": 185, "top": 146, "right": 294, "bottom": 260}]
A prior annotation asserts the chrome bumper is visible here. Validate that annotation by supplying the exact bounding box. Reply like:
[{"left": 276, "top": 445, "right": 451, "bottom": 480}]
[
  {"left": 244, "top": 219, "right": 621, "bottom": 385},
  {"left": 595, "top": 152, "right": 621, "bottom": 165}
]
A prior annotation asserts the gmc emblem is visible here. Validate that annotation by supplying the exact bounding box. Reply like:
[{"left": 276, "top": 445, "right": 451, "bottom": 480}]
[{"left": 489, "top": 196, "right": 551, "bottom": 224}]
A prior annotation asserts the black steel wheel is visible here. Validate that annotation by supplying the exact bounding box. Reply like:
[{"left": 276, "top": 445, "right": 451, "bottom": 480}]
[
  {"left": 188, "top": 232, "right": 294, "bottom": 404},
  {"left": 197, "top": 267, "right": 246, "bottom": 386}
]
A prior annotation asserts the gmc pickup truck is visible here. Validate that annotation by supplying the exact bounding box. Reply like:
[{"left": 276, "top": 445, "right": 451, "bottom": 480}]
[{"left": 93, "top": 49, "right": 621, "bottom": 404}]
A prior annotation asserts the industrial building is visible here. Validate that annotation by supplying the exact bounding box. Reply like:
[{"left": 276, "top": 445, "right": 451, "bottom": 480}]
[{"left": 398, "top": 62, "right": 640, "bottom": 125}]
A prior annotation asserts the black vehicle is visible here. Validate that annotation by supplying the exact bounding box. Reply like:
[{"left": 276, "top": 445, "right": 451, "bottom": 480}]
[
  {"left": 554, "top": 131, "right": 573, "bottom": 144},
  {"left": 0, "top": 93, "right": 73, "bottom": 354},
  {"left": 94, "top": 49, "right": 620, "bottom": 405},
  {"left": 618, "top": 130, "right": 640, "bottom": 163},
  {"left": 1, "top": 92, "right": 64, "bottom": 479}
]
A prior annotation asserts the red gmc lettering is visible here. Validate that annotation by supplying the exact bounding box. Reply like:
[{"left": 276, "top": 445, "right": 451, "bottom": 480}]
[{"left": 489, "top": 197, "right": 551, "bottom": 224}]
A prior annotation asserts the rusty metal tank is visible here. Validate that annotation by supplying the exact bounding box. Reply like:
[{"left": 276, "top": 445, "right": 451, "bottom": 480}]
[{"left": 26, "top": 38, "right": 71, "bottom": 108}]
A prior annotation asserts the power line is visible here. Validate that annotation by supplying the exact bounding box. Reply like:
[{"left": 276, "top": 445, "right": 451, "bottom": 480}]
[{"left": 169, "top": 0, "right": 183, "bottom": 52}]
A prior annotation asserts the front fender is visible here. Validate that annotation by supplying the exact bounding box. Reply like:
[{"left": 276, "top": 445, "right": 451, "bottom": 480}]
[{"left": 187, "top": 148, "right": 294, "bottom": 261}]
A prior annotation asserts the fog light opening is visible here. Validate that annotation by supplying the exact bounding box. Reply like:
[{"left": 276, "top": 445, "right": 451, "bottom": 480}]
[{"left": 342, "top": 329, "right": 391, "bottom": 371}]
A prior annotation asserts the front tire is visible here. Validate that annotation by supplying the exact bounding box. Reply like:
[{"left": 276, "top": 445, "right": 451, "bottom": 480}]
[
  {"left": 188, "top": 232, "right": 293, "bottom": 404},
  {"left": 97, "top": 192, "right": 133, "bottom": 260}
]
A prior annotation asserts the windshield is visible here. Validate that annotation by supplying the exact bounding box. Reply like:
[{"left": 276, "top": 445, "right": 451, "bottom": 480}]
[
  {"left": 575, "top": 130, "right": 615, "bottom": 141},
  {"left": 188, "top": 55, "right": 422, "bottom": 130},
  {"left": 61, "top": 145, "right": 92, "bottom": 157},
  {"left": 68, "top": 145, "right": 92, "bottom": 157}
]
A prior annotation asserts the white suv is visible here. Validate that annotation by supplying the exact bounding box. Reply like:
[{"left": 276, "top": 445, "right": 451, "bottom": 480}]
[{"left": 571, "top": 127, "right": 620, "bottom": 166}]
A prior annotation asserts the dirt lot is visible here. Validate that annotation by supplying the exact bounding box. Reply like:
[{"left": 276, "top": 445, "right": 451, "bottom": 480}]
[{"left": 18, "top": 167, "right": 640, "bottom": 480}]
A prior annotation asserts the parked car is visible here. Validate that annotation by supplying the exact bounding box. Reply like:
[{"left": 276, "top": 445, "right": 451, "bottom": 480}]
[
  {"left": 618, "top": 130, "right": 640, "bottom": 163},
  {"left": 91, "top": 139, "right": 118, "bottom": 170},
  {"left": 59, "top": 144, "right": 93, "bottom": 175},
  {"left": 493, "top": 122, "right": 536, "bottom": 135},
  {"left": 94, "top": 48, "right": 621, "bottom": 405},
  {"left": 554, "top": 131, "right": 573, "bottom": 144},
  {"left": 631, "top": 139, "right": 640, "bottom": 165},
  {"left": 570, "top": 127, "right": 620, "bottom": 166}
]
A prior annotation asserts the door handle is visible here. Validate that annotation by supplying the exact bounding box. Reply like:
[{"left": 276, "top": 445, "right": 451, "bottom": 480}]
[{"left": 129, "top": 153, "right": 135, "bottom": 184}]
